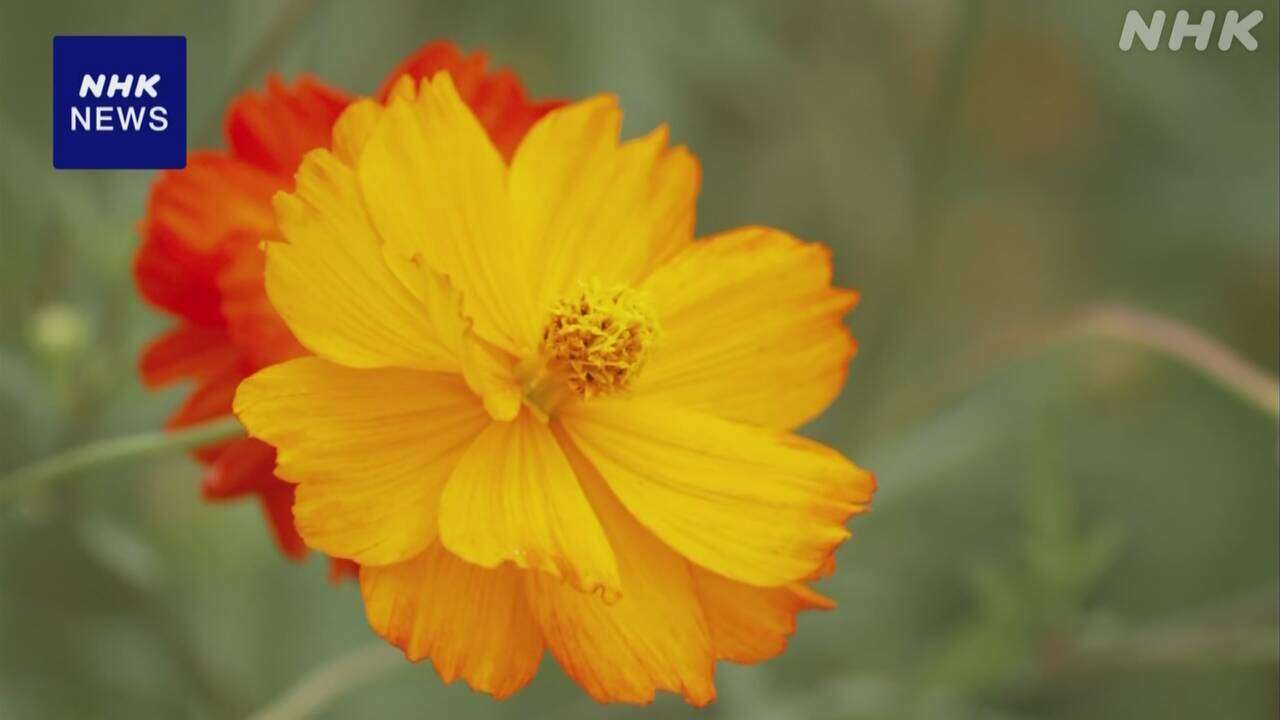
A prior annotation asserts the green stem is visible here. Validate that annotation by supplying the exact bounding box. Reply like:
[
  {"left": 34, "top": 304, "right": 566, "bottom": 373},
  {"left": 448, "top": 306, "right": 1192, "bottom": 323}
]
[
  {"left": 247, "top": 643, "right": 404, "bottom": 720},
  {"left": 0, "top": 417, "right": 245, "bottom": 503},
  {"left": 871, "top": 303, "right": 1278, "bottom": 450},
  {"left": 1078, "top": 305, "right": 1279, "bottom": 418}
]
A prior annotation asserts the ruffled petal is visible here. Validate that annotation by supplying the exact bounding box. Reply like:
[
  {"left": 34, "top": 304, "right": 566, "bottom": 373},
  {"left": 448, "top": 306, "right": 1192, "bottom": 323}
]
[
  {"left": 327, "top": 97, "right": 523, "bottom": 421},
  {"left": 233, "top": 357, "right": 490, "bottom": 565},
  {"left": 201, "top": 436, "right": 275, "bottom": 499},
  {"left": 361, "top": 543, "right": 544, "bottom": 699},
  {"left": 330, "top": 98, "right": 383, "bottom": 166},
  {"left": 224, "top": 74, "right": 350, "bottom": 178},
  {"left": 269, "top": 147, "right": 472, "bottom": 373},
  {"left": 690, "top": 566, "right": 834, "bottom": 664},
  {"left": 166, "top": 365, "right": 240, "bottom": 431},
  {"left": 559, "top": 397, "right": 874, "bottom": 586},
  {"left": 357, "top": 73, "right": 530, "bottom": 353},
  {"left": 526, "top": 431, "right": 716, "bottom": 705},
  {"left": 636, "top": 226, "right": 858, "bottom": 429},
  {"left": 134, "top": 152, "right": 279, "bottom": 324},
  {"left": 256, "top": 478, "right": 308, "bottom": 560},
  {"left": 438, "top": 409, "right": 619, "bottom": 596},
  {"left": 508, "top": 98, "right": 699, "bottom": 315},
  {"left": 377, "top": 248, "right": 522, "bottom": 421},
  {"left": 216, "top": 241, "right": 306, "bottom": 369},
  {"left": 374, "top": 41, "right": 564, "bottom": 160},
  {"left": 136, "top": 48, "right": 561, "bottom": 573},
  {"left": 138, "top": 324, "right": 241, "bottom": 389},
  {"left": 328, "top": 558, "right": 359, "bottom": 583},
  {"left": 133, "top": 228, "right": 223, "bottom": 327}
]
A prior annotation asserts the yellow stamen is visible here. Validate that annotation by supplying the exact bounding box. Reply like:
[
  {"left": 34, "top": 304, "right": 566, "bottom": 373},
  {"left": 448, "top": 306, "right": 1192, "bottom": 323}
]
[{"left": 537, "top": 281, "right": 658, "bottom": 404}]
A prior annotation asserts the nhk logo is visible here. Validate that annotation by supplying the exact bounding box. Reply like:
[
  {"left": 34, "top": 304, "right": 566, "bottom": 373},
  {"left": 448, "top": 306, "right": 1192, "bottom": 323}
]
[
  {"left": 1119, "top": 9, "right": 1264, "bottom": 51},
  {"left": 52, "top": 36, "right": 186, "bottom": 169},
  {"left": 73, "top": 73, "right": 169, "bottom": 132}
]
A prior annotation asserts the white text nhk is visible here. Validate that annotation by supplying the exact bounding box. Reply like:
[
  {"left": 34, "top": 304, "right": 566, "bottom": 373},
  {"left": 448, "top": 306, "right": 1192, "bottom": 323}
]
[
  {"left": 71, "top": 74, "right": 169, "bottom": 132},
  {"left": 1120, "top": 9, "right": 1264, "bottom": 51}
]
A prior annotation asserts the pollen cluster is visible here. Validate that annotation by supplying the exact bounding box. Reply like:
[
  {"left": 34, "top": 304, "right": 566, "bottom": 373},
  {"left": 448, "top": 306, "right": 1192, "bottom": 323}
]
[{"left": 542, "top": 281, "right": 658, "bottom": 399}]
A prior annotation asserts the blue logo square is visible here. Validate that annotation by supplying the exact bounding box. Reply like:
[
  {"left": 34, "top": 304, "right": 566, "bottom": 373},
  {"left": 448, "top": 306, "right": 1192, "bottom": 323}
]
[{"left": 52, "top": 36, "right": 186, "bottom": 169}]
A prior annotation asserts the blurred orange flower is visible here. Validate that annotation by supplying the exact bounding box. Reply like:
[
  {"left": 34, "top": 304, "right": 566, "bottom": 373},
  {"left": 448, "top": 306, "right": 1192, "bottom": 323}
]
[
  {"left": 134, "top": 42, "right": 563, "bottom": 578},
  {"left": 233, "top": 72, "right": 874, "bottom": 703}
]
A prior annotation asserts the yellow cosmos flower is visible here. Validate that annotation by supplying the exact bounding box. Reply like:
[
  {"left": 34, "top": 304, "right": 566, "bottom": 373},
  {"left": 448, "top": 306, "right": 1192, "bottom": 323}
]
[{"left": 233, "top": 72, "right": 875, "bottom": 704}]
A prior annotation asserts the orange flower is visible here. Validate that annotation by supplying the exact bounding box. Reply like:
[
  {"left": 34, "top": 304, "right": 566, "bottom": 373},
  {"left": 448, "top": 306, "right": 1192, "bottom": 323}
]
[
  {"left": 134, "top": 42, "right": 563, "bottom": 577},
  {"left": 233, "top": 73, "right": 874, "bottom": 703}
]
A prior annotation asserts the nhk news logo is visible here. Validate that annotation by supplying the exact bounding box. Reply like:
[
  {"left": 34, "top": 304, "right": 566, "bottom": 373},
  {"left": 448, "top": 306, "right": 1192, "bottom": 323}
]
[
  {"left": 1119, "top": 9, "right": 1264, "bottom": 51},
  {"left": 52, "top": 36, "right": 186, "bottom": 169}
]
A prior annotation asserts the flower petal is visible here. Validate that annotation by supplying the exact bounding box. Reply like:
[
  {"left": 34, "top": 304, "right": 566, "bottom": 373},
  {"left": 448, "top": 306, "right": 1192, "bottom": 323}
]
[
  {"left": 636, "top": 226, "right": 858, "bottom": 429},
  {"left": 269, "top": 147, "right": 470, "bottom": 372},
  {"left": 138, "top": 324, "right": 240, "bottom": 389},
  {"left": 256, "top": 479, "right": 308, "bottom": 560},
  {"left": 374, "top": 41, "right": 565, "bottom": 161},
  {"left": 252, "top": 468, "right": 309, "bottom": 558},
  {"left": 134, "top": 152, "right": 279, "bottom": 324},
  {"left": 438, "top": 409, "right": 619, "bottom": 597},
  {"left": 361, "top": 542, "right": 544, "bottom": 699},
  {"left": 509, "top": 98, "right": 699, "bottom": 315},
  {"left": 525, "top": 432, "right": 716, "bottom": 706},
  {"left": 358, "top": 73, "right": 531, "bottom": 353},
  {"left": 319, "top": 94, "right": 526, "bottom": 419},
  {"left": 690, "top": 566, "right": 834, "bottom": 664},
  {"left": 216, "top": 241, "right": 306, "bottom": 369},
  {"left": 166, "top": 364, "right": 240, "bottom": 431},
  {"left": 378, "top": 249, "right": 522, "bottom": 421},
  {"left": 328, "top": 558, "right": 358, "bottom": 583},
  {"left": 559, "top": 397, "right": 874, "bottom": 586},
  {"left": 201, "top": 436, "right": 275, "bottom": 499},
  {"left": 330, "top": 98, "right": 383, "bottom": 167},
  {"left": 224, "top": 74, "right": 350, "bottom": 178},
  {"left": 233, "top": 357, "right": 490, "bottom": 565},
  {"left": 138, "top": 75, "right": 344, "bottom": 327}
]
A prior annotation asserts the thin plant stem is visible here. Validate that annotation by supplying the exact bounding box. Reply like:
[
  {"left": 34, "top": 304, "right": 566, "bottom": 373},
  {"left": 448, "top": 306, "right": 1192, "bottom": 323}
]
[
  {"left": 1079, "top": 304, "right": 1279, "bottom": 418},
  {"left": 246, "top": 643, "right": 405, "bottom": 720},
  {"left": 873, "top": 302, "right": 1279, "bottom": 446},
  {"left": 0, "top": 417, "right": 244, "bottom": 503}
]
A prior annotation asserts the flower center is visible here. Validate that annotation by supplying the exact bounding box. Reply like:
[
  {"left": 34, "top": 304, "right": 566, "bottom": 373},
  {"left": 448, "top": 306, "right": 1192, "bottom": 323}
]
[{"left": 521, "top": 281, "right": 658, "bottom": 415}]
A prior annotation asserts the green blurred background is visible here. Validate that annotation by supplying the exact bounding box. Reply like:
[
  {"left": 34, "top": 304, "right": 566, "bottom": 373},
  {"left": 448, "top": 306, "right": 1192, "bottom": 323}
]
[{"left": 1, "top": 0, "right": 1277, "bottom": 717}]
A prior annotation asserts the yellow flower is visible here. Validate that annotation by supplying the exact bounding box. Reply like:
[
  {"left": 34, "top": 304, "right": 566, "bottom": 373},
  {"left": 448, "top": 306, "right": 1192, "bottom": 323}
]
[{"left": 233, "top": 72, "right": 875, "bottom": 704}]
